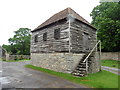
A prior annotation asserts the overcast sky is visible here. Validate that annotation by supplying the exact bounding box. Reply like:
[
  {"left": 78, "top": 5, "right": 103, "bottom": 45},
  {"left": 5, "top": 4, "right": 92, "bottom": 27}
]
[{"left": 0, "top": 0, "right": 100, "bottom": 45}]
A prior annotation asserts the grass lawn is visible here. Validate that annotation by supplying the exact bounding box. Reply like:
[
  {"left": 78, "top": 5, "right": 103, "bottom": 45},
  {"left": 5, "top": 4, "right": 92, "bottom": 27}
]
[
  {"left": 25, "top": 64, "right": 119, "bottom": 88},
  {"left": 101, "top": 60, "right": 120, "bottom": 69},
  {"left": 5, "top": 59, "right": 30, "bottom": 62}
]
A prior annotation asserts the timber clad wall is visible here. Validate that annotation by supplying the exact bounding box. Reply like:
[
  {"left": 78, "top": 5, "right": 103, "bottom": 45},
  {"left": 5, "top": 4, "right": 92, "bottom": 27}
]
[
  {"left": 31, "top": 19, "right": 70, "bottom": 53},
  {"left": 70, "top": 20, "right": 96, "bottom": 53},
  {"left": 31, "top": 19, "right": 96, "bottom": 53}
]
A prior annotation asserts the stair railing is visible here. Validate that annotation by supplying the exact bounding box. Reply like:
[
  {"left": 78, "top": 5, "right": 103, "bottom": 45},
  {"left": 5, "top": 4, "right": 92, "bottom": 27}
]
[{"left": 83, "top": 40, "right": 101, "bottom": 73}]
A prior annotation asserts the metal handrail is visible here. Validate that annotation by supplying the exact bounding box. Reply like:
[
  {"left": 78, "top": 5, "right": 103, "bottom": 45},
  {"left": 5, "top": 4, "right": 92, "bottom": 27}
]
[{"left": 83, "top": 40, "right": 101, "bottom": 63}]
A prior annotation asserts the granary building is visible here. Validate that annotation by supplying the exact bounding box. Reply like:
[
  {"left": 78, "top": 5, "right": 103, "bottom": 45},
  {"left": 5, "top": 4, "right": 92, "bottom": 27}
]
[{"left": 31, "top": 8, "right": 101, "bottom": 76}]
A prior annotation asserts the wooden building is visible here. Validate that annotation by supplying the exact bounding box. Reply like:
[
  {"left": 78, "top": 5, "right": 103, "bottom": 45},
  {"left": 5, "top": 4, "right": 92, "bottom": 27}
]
[
  {"left": 0, "top": 46, "right": 7, "bottom": 60},
  {"left": 31, "top": 8, "right": 100, "bottom": 76}
]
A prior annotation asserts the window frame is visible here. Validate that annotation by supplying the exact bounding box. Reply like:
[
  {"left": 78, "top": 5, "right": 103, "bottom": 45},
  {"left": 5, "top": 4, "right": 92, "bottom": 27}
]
[
  {"left": 54, "top": 28, "right": 60, "bottom": 40},
  {"left": 34, "top": 34, "right": 38, "bottom": 43},
  {"left": 43, "top": 32, "right": 47, "bottom": 41}
]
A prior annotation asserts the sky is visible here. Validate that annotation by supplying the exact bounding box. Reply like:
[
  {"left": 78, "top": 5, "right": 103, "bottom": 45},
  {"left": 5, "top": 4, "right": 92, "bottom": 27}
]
[{"left": 0, "top": 0, "right": 100, "bottom": 45}]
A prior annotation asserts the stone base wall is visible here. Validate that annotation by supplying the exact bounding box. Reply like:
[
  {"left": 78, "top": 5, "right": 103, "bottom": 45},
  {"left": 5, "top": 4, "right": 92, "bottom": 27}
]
[
  {"left": 101, "top": 52, "right": 120, "bottom": 61},
  {"left": 6, "top": 55, "right": 30, "bottom": 60},
  {"left": 90, "top": 52, "right": 101, "bottom": 73},
  {"left": 31, "top": 53, "right": 85, "bottom": 73}
]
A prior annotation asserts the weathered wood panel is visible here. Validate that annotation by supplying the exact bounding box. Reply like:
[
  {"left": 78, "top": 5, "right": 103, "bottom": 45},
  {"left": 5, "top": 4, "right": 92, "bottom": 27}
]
[
  {"left": 70, "top": 20, "right": 96, "bottom": 53},
  {"left": 31, "top": 19, "right": 96, "bottom": 53},
  {"left": 31, "top": 20, "right": 70, "bottom": 53}
]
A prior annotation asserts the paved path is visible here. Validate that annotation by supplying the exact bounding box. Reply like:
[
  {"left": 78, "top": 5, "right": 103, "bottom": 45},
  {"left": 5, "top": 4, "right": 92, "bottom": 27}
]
[
  {"left": 101, "top": 66, "right": 120, "bottom": 75},
  {"left": 0, "top": 61, "right": 87, "bottom": 88}
]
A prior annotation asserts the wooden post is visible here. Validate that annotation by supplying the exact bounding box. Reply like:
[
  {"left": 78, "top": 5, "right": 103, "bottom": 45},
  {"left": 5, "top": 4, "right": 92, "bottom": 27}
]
[
  {"left": 96, "top": 31, "right": 98, "bottom": 52},
  {"left": 100, "top": 40, "right": 101, "bottom": 61},
  {"left": 68, "top": 18, "right": 71, "bottom": 53},
  {"left": 99, "top": 40, "right": 102, "bottom": 71},
  {"left": 86, "top": 59, "right": 88, "bottom": 74}
]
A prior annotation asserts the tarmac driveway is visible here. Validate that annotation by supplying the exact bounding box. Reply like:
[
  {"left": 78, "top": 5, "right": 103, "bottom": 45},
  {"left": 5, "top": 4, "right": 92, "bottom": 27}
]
[{"left": 0, "top": 61, "right": 86, "bottom": 88}]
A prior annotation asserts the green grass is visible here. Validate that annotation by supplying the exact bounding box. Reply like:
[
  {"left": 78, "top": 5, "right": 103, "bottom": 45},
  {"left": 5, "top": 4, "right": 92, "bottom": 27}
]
[
  {"left": 5, "top": 59, "right": 30, "bottom": 62},
  {"left": 25, "top": 64, "right": 119, "bottom": 88},
  {"left": 101, "top": 60, "right": 120, "bottom": 69}
]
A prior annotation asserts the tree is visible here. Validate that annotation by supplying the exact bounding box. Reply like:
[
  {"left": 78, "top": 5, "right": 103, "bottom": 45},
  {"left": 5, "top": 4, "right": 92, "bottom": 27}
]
[
  {"left": 90, "top": 2, "right": 120, "bottom": 52},
  {"left": 3, "top": 28, "right": 31, "bottom": 55}
]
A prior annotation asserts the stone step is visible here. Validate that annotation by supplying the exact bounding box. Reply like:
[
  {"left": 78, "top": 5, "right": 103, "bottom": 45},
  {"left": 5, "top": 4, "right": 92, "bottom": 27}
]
[
  {"left": 80, "top": 62, "right": 86, "bottom": 64},
  {"left": 78, "top": 66, "right": 86, "bottom": 68},
  {"left": 78, "top": 65, "right": 86, "bottom": 67},
  {"left": 75, "top": 70, "right": 87, "bottom": 73},
  {"left": 72, "top": 73, "right": 87, "bottom": 77},
  {"left": 76, "top": 68, "right": 86, "bottom": 71},
  {"left": 78, "top": 64, "right": 86, "bottom": 67},
  {"left": 76, "top": 66, "right": 86, "bottom": 68}
]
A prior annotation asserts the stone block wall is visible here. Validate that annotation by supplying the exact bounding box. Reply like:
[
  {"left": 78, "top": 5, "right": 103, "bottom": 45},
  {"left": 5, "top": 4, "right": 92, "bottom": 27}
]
[
  {"left": 101, "top": 52, "right": 120, "bottom": 61},
  {"left": 31, "top": 53, "right": 85, "bottom": 73},
  {"left": 6, "top": 55, "right": 30, "bottom": 60},
  {"left": 89, "top": 52, "right": 101, "bottom": 73}
]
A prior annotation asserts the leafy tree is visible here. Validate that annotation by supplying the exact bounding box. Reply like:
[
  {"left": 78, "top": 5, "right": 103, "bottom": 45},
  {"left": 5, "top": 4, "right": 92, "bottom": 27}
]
[
  {"left": 2, "top": 45, "right": 11, "bottom": 53},
  {"left": 90, "top": 2, "right": 120, "bottom": 52},
  {"left": 3, "top": 28, "right": 31, "bottom": 55}
]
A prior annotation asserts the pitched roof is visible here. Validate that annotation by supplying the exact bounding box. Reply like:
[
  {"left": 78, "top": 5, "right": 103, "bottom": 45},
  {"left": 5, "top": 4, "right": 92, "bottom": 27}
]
[{"left": 32, "top": 8, "right": 96, "bottom": 32}]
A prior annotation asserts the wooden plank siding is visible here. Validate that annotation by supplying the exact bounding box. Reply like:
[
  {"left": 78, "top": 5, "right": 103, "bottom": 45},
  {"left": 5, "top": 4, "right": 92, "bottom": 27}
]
[
  {"left": 31, "top": 19, "right": 70, "bottom": 53},
  {"left": 31, "top": 19, "right": 96, "bottom": 53},
  {"left": 70, "top": 20, "right": 96, "bottom": 53}
]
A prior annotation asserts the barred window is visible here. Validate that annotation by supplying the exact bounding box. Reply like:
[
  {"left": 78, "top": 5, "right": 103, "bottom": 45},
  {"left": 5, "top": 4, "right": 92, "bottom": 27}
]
[
  {"left": 54, "top": 28, "right": 60, "bottom": 40},
  {"left": 34, "top": 35, "right": 38, "bottom": 43},
  {"left": 43, "top": 32, "right": 47, "bottom": 41}
]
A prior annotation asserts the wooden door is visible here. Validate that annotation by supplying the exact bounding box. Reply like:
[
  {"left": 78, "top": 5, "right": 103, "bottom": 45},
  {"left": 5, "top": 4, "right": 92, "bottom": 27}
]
[{"left": 83, "top": 33, "right": 89, "bottom": 51}]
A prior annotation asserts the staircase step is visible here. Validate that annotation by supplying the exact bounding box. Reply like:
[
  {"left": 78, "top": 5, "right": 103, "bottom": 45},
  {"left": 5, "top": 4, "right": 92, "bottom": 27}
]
[
  {"left": 72, "top": 73, "right": 87, "bottom": 77},
  {"left": 79, "top": 64, "right": 86, "bottom": 65},
  {"left": 78, "top": 66, "right": 86, "bottom": 67},
  {"left": 77, "top": 71, "right": 86, "bottom": 73},
  {"left": 80, "top": 63, "right": 86, "bottom": 64},
  {"left": 77, "top": 68, "right": 86, "bottom": 71}
]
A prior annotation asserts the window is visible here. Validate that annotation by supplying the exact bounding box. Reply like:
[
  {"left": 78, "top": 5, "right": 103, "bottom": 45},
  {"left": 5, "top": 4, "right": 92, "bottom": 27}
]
[
  {"left": 54, "top": 28, "right": 60, "bottom": 40},
  {"left": 34, "top": 35, "right": 38, "bottom": 43},
  {"left": 83, "top": 33, "right": 90, "bottom": 50},
  {"left": 43, "top": 32, "right": 47, "bottom": 41}
]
